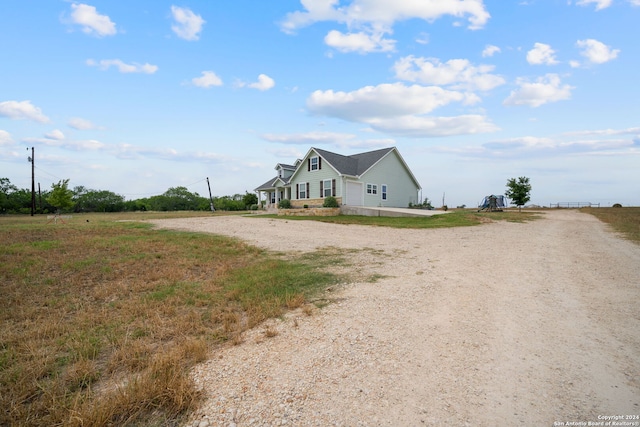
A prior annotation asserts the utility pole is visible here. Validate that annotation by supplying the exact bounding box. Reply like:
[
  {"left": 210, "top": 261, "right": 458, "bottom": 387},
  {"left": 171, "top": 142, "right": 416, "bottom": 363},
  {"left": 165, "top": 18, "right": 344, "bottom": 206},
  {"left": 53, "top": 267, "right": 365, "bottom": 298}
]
[
  {"left": 27, "top": 147, "right": 35, "bottom": 216},
  {"left": 206, "top": 177, "right": 215, "bottom": 212}
]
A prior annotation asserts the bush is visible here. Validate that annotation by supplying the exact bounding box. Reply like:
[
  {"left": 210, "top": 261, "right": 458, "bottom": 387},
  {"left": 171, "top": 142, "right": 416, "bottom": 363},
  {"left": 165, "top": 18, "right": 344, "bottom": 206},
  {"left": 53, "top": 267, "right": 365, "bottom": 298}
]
[
  {"left": 613, "top": 203, "right": 623, "bottom": 208},
  {"left": 278, "top": 199, "right": 291, "bottom": 209},
  {"left": 323, "top": 196, "right": 339, "bottom": 208},
  {"left": 409, "top": 198, "right": 433, "bottom": 210}
]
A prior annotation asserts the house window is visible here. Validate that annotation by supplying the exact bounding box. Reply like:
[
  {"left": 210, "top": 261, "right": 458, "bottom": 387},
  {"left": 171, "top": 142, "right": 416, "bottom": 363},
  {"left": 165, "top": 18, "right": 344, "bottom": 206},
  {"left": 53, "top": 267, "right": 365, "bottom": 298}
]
[
  {"left": 297, "top": 182, "right": 309, "bottom": 199},
  {"left": 381, "top": 184, "right": 387, "bottom": 200},
  {"left": 367, "top": 183, "right": 377, "bottom": 195},
  {"left": 322, "top": 179, "right": 332, "bottom": 197},
  {"left": 308, "top": 156, "right": 321, "bottom": 171},
  {"left": 270, "top": 192, "right": 276, "bottom": 203}
]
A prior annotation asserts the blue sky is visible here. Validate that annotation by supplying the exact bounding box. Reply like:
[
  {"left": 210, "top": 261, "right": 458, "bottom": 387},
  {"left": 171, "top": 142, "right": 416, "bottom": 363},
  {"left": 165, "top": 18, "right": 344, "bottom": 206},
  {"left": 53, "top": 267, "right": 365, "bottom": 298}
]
[{"left": 1, "top": 0, "right": 638, "bottom": 207}]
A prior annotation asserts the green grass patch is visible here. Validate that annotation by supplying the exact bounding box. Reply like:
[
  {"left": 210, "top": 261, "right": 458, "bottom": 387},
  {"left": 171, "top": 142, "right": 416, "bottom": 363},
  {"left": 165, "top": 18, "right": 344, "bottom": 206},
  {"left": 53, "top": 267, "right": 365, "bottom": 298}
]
[{"left": 262, "top": 209, "right": 541, "bottom": 228}]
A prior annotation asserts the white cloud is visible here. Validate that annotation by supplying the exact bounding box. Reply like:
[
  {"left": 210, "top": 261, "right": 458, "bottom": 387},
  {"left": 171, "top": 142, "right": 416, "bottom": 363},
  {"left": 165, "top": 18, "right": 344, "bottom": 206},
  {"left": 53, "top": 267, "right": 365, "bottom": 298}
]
[
  {"left": 562, "top": 127, "right": 640, "bottom": 137},
  {"left": 262, "top": 131, "right": 393, "bottom": 150},
  {"left": 576, "top": 0, "right": 613, "bottom": 10},
  {"left": 282, "top": 1, "right": 489, "bottom": 54},
  {"left": 22, "top": 135, "right": 106, "bottom": 150},
  {"left": 629, "top": 0, "right": 640, "bottom": 5},
  {"left": 171, "top": 6, "right": 205, "bottom": 41},
  {"left": 393, "top": 56, "right": 505, "bottom": 91},
  {"left": 482, "top": 135, "right": 638, "bottom": 157},
  {"left": 69, "top": 3, "right": 117, "bottom": 37},
  {"left": 23, "top": 138, "right": 106, "bottom": 151},
  {"left": 45, "top": 129, "right": 65, "bottom": 140},
  {"left": 305, "top": 82, "right": 494, "bottom": 137},
  {"left": 262, "top": 131, "right": 357, "bottom": 145},
  {"left": 415, "top": 32, "right": 429, "bottom": 45},
  {"left": 438, "top": 130, "right": 640, "bottom": 160},
  {"left": 482, "top": 44, "right": 501, "bottom": 57},
  {"left": 503, "top": 74, "right": 573, "bottom": 108},
  {"left": 367, "top": 115, "right": 499, "bottom": 137},
  {"left": 68, "top": 117, "right": 100, "bottom": 130},
  {"left": 307, "top": 83, "right": 477, "bottom": 122},
  {"left": 86, "top": 59, "right": 158, "bottom": 74},
  {"left": 0, "top": 100, "right": 50, "bottom": 123},
  {"left": 114, "top": 143, "right": 227, "bottom": 163},
  {"left": 483, "top": 136, "right": 556, "bottom": 150},
  {"left": 248, "top": 74, "right": 275, "bottom": 91},
  {"left": 324, "top": 30, "right": 395, "bottom": 53},
  {"left": 281, "top": 0, "right": 491, "bottom": 33},
  {"left": 0, "top": 130, "right": 13, "bottom": 145},
  {"left": 192, "top": 71, "right": 223, "bottom": 88},
  {"left": 526, "top": 43, "right": 559, "bottom": 65},
  {"left": 69, "top": 139, "right": 107, "bottom": 151},
  {"left": 576, "top": 39, "right": 620, "bottom": 64}
]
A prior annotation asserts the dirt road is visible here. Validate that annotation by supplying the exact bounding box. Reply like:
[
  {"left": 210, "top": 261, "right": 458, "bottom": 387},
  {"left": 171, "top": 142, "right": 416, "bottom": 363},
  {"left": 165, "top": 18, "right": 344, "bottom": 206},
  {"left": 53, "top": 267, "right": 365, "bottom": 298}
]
[{"left": 151, "top": 210, "right": 640, "bottom": 426}]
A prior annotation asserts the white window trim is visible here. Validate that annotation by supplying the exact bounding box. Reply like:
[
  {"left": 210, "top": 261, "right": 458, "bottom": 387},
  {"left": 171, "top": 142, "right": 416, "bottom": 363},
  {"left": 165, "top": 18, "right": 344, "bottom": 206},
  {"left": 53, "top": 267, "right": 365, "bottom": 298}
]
[
  {"left": 298, "top": 182, "right": 308, "bottom": 199},
  {"left": 322, "top": 179, "right": 332, "bottom": 197},
  {"left": 366, "top": 183, "right": 378, "bottom": 195},
  {"left": 310, "top": 156, "right": 319, "bottom": 171}
]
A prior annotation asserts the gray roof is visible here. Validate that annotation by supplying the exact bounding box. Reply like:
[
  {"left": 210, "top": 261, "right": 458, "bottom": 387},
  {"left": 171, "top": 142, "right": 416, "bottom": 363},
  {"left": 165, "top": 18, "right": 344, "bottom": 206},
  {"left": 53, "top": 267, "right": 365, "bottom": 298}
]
[
  {"left": 255, "top": 146, "right": 419, "bottom": 192},
  {"left": 314, "top": 147, "right": 395, "bottom": 176},
  {"left": 276, "top": 163, "right": 296, "bottom": 170},
  {"left": 255, "top": 175, "right": 291, "bottom": 191}
]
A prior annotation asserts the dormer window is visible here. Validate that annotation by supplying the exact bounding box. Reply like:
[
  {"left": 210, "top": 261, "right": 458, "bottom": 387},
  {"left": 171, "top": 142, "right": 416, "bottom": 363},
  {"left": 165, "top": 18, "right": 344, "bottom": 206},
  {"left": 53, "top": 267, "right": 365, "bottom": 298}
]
[{"left": 308, "top": 156, "right": 322, "bottom": 171}]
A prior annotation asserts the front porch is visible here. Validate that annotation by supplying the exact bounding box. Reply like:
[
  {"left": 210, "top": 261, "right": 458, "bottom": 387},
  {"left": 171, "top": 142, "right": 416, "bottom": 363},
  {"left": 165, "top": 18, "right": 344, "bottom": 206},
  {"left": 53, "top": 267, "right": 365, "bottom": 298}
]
[{"left": 256, "top": 186, "right": 292, "bottom": 211}]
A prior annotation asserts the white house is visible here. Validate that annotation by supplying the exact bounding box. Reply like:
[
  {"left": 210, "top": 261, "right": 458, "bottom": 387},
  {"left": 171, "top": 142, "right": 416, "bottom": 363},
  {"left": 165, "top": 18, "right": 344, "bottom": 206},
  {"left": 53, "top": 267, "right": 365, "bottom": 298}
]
[{"left": 255, "top": 147, "right": 421, "bottom": 209}]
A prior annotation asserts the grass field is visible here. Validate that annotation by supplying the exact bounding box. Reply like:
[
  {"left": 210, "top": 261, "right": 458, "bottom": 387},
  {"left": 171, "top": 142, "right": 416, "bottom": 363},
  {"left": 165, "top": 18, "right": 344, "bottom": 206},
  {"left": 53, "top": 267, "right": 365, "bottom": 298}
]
[
  {"left": 0, "top": 212, "right": 342, "bottom": 426},
  {"left": 1, "top": 207, "right": 637, "bottom": 426}
]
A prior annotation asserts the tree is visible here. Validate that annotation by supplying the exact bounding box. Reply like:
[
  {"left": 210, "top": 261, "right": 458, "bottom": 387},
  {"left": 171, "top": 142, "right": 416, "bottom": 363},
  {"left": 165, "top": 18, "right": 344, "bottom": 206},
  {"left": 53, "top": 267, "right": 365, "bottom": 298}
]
[
  {"left": 144, "top": 187, "right": 208, "bottom": 211},
  {"left": 242, "top": 192, "right": 258, "bottom": 209},
  {"left": 505, "top": 176, "right": 531, "bottom": 211},
  {"left": 0, "top": 178, "right": 18, "bottom": 213},
  {"left": 47, "top": 179, "right": 75, "bottom": 213},
  {"left": 73, "top": 186, "right": 125, "bottom": 212}
]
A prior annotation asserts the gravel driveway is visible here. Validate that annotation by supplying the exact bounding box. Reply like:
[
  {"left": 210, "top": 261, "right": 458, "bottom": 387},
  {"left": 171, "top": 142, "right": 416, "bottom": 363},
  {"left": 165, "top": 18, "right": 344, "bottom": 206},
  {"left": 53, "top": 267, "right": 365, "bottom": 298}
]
[{"left": 150, "top": 210, "right": 640, "bottom": 427}]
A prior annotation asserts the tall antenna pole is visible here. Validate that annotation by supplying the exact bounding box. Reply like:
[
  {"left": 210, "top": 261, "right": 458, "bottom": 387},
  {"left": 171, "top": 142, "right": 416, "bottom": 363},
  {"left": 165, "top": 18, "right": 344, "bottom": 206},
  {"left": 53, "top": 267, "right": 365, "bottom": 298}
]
[
  {"left": 206, "top": 177, "right": 215, "bottom": 212},
  {"left": 28, "top": 147, "right": 35, "bottom": 216}
]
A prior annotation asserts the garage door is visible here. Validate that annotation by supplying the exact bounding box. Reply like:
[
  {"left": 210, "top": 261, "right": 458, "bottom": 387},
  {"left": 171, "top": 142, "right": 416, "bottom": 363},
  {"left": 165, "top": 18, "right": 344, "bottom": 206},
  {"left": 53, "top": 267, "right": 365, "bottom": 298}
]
[{"left": 345, "top": 181, "right": 363, "bottom": 206}]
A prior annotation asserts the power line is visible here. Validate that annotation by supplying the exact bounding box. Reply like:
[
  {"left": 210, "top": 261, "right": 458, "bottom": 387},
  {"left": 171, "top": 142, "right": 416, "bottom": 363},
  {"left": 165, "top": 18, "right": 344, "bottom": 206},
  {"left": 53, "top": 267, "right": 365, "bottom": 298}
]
[{"left": 34, "top": 165, "right": 63, "bottom": 183}]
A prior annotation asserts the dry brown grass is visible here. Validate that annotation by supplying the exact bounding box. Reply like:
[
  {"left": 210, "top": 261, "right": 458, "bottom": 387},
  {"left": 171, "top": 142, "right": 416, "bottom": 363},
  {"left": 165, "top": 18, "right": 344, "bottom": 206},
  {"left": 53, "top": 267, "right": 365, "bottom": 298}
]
[
  {"left": 0, "top": 213, "right": 341, "bottom": 426},
  {"left": 582, "top": 207, "right": 640, "bottom": 244}
]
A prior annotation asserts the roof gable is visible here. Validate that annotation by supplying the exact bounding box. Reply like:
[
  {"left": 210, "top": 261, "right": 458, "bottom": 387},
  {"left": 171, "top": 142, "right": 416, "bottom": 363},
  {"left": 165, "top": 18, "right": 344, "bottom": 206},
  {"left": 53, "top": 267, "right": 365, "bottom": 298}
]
[
  {"left": 314, "top": 147, "right": 400, "bottom": 176},
  {"left": 277, "top": 146, "right": 420, "bottom": 190}
]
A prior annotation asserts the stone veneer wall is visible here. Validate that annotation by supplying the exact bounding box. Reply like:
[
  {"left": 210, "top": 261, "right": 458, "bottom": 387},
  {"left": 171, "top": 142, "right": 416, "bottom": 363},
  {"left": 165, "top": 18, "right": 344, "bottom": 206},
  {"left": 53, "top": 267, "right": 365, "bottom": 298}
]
[
  {"left": 289, "top": 197, "right": 342, "bottom": 209},
  {"left": 277, "top": 207, "right": 341, "bottom": 217}
]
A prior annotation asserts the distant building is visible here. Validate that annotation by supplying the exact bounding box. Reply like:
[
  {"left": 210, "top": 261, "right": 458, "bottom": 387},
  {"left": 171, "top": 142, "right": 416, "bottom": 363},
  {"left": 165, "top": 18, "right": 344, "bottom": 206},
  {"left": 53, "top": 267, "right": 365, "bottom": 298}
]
[{"left": 255, "top": 147, "right": 421, "bottom": 209}]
